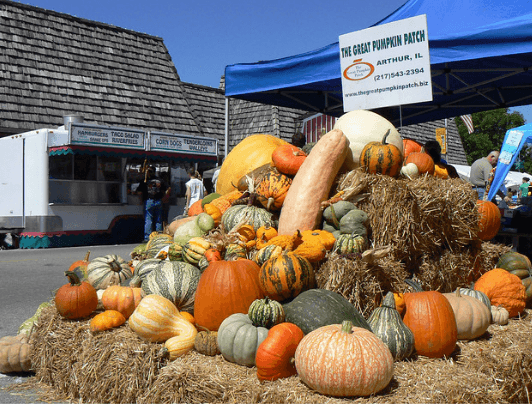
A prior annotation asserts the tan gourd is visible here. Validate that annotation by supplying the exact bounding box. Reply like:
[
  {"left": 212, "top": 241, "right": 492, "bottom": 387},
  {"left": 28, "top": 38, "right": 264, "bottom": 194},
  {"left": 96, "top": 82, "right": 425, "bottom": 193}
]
[
  {"left": 0, "top": 334, "right": 32, "bottom": 373},
  {"left": 277, "top": 129, "right": 349, "bottom": 235}
]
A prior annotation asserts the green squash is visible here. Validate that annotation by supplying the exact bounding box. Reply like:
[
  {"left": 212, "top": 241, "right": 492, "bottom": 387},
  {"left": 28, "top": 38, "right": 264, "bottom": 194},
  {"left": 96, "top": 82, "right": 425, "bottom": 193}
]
[
  {"left": 322, "top": 201, "right": 356, "bottom": 229},
  {"left": 201, "top": 193, "right": 221, "bottom": 207},
  {"left": 18, "top": 301, "right": 52, "bottom": 336},
  {"left": 87, "top": 254, "right": 133, "bottom": 290},
  {"left": 221, "top": 205, "right": 274, "bottom": 232},
  {"left": 458, "top": 288, "right": 491, "bottom": 312},
  {"left": 167, "top": 243, "right": 184, "bottom": 261},
  {"left": 367, "top": 292, "right": 415, "bottom": 361},
  {"left": 248, "top": 296, "right": 285, "bottom": 328},
  {"left": 217, "top": 313, "right": 268, "bottom": 366},
  {"left": 173, "top": 213, "right": 214, "bottom": 246},
  {"left": 141, "top": 261, "right": 200, "bottom": 313},
  {"left": 254, "top": 244, "right": 283, "bottom": 267},
  {"left": 334, "top": 233, "right": 367, "bottom": 254},
  {"left": 282, "top": 289, "right": 372, "bottom": 335},
  {"left": 496, "top": 251, "right": 532, "bottom": 279},
  {"left": 339, "top": 208, "right": 369, "bottom": 236},
  {"left": 129, "top": 258, "right": 165, "bottom": 287}
]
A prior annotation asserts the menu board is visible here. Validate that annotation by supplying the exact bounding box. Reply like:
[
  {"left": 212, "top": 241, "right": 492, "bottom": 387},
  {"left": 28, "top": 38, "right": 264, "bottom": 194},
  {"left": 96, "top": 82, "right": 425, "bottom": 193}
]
[
  {"left": 70, "top": 123, "right": 145, "bottom": 149},
  {"left": 149, "top": 132, "right": 217, "bottom": 156}
]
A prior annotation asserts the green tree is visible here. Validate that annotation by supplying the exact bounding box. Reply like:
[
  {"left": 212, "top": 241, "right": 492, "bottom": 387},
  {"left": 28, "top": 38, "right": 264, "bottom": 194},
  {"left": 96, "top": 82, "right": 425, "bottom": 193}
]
[{"left": 456, "top": 108, "right": 525, "bottom": 165}]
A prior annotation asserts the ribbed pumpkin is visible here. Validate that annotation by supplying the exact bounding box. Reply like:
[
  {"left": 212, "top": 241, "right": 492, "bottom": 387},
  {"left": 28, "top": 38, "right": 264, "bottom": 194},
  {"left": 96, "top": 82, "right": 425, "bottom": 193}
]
[
  {"left": 55, "top": 271, "right": 98, "bottom": 320},
  {"left": 283, "top": 289, "right": 372, "bottom": 334},
  {"left": 187, "top": 199, "right": 204, "bottom": 216},
  {"left": 255, "top": 170, "right": 292, "bottom": 211},
  {"left": 87, "top": 255, "right": 133, "bottom": 290},
  {"left": 367, "top": 292, "right": 415, "bottom": 361},
  {"left": 404, "top": 152, "right": 435, "bottom": 175},
  {"left": 458, "top": 287, "right": 491, "bottom": 313},
  {"left": 101, "top": 285, "right": 143, "bottom": 319},
  {"left": 402, "top": 138, "right": 423, "bottom": 160},
  {"left": 129, "top": 258, "right": 166, "bottom": 287},
  {"left": 491, "top": 305, "right": 510, "bottom": 325},
  {"left": 224, "top": 243, "right": 247, "bottom": 260},
  {"left": 295, "top": 320, "right": 394, "bottom": 397},
  {"left": 443, "top": 288, "right": 491, "bottom": 340},
  {"left": 497, "top": 251, "right": 532, "bottom": 279},
  {"left": 360, "top": 130, "right": 403, "bottom": 177},
  {"left": 300, "top": 229, "right": 336, "bottom": 251},
  {"left": 248, "top": 296, "right": 285, "bottom": 328},
  {"left": 0, "top": 334, "right": 32, "bottom": 373},
  {"left": 129, "top": 294, "right": 197, "bottom": 345},
  {"left": 194, "top": 327, "right": 219, "bottom": 356},
  {"left": 144, "top": 233, "right": 174, "bottom": 259},
  {"left": 256, "top": 322, "right": 304, "bottom": 381},
  {"left": 194, "top": 259, "right": 265, "bottom": 331},
  {"left": 474, "top": 268, "right": 526, "bottom": 318},
  {"left": 272, "top": 144, "right": 307, "bottom": 176},
  {"left": 182, "top": 237, "right": 211, "bottom": 265},
  {"left": 217, "top": 313, "right": 268, "bottom": 366},
  {"left": 476, "top": 200, "right": 501, "bottom": 241},
  {"left": 259, "top": 251, "right": 315, "bottom": 302},
  {"left": 402, "top": 290, "right": 457, "bottom": 358},
  {"left": 141, "top": 261, "right": 201, "bottom": 313},
  {"left": 254, "top": 244, "right": 283, "bottom": 267},
  {"left": 334, "top": 233, "right": 367, "bottom": 254},
  {"left": 216, "top": 134, "right": 287, "bottom": 195},
  {"left": 221, "top": 204, "right": 274, "bottom": 232}
]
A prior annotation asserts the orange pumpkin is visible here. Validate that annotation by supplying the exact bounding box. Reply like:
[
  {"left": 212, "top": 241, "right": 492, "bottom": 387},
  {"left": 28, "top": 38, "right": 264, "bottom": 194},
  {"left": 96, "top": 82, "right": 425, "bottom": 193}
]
[
  {"left": 68, "top": 250, "right": 91, "bottom": 280},
  {"left": 402, "top": 290, "right": 457, "bottom": 358},
  {"left": 193, "top": 259, "right": 265, "bottom": 331},
  {"left": 203, "top": 203, "right": 222, "bottom": 226},
  {"left": 402, "top": 138, "right": 423, "bottom": 160},
  {"left": 236, "top": 224, "right": 256, "bottom": 242},
  {"left": 474, "top": 268, "right": 526, "bottom": 317},
  {"left": 90, "top": 310, "right": 126, "bottom": 333},
  {"left": 271, "top": 144, "right": 307, "bottom": 176},
  {"left": 216, "top": 134, "right": 288, "bottom": 195},
  {"left": 187, "top": 199, "right": 204, "bottom": 216},
  {"left": 404, "top": 152, "right": 435, "bottom": 175},
  {"left": 255, "top": 170, "right": 292, "bottom": 211},
  {"left": 101, "top": 285, "right": 143, "bottom": 319},
  {"left": 360, "top": 131, "right": 403, "bottom": 177},
  {"left": 55, "top": 271, "right": 98, "bottom": 320},
  {"left": 256, "top": 224, "right": 278, "bottom": 249},
  {"left": 256, "top": 322, "right": 304, "bottom": 381},
  {"left": 208, "top": 190, "right": 243, "bottom": 214},
  {"left": 476, "top": 200, "right": 501, "bottom": 240}
]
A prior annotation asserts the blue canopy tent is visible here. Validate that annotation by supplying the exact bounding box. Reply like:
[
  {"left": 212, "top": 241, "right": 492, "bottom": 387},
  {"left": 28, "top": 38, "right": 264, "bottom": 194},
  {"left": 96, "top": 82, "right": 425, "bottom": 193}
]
[
  {"left": 488, "top": 124, "right": 532, "bottom": 201},
  {"left": 225, "top": 0, "right": 532, "bottom": 126}
]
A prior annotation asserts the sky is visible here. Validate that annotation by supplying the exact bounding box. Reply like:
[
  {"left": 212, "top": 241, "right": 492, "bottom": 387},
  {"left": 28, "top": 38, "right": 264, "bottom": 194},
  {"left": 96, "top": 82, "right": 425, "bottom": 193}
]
[{"left": 14, "top": 0, "right": 532, "bottom": 123}]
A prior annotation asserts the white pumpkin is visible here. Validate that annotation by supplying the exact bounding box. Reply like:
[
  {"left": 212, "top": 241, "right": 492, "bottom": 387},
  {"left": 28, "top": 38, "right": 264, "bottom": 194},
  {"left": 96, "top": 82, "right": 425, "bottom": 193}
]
[
  {"left": 400, "top": 163, "right": 420, "bottom": 179},
  {"left": 333, "top": 110, "right": 403, "bottom": 171}
]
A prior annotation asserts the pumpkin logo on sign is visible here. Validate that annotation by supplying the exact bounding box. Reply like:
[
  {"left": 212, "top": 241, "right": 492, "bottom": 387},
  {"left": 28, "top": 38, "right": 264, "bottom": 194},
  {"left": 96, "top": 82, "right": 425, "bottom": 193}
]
[{"left": 343, "top": 59, "right": 375, "bottom": 81}]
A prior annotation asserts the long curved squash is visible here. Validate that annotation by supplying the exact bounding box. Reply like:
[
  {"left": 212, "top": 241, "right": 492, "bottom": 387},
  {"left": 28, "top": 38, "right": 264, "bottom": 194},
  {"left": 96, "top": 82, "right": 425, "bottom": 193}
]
[{"left": 277, "top": 129, "right": 349, "bottom": 235}]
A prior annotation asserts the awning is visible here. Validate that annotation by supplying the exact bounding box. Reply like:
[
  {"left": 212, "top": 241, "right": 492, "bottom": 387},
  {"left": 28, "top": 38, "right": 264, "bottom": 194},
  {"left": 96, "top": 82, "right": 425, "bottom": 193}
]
[{"left": 48, "top": 145, "right": 217, "bottom": 162}]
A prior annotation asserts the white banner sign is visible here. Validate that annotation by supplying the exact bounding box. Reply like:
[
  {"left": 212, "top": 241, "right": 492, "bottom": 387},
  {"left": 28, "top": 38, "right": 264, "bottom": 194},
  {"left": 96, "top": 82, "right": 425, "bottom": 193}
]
[
  {"left": 70, "top": 123, "right": 145, "bottom": 149},
  {"left": 149, "top": 132, "right": 218, "bottom": 156},
  {"left": 339, "top": 15, "right": 432, "bottom": 111}
]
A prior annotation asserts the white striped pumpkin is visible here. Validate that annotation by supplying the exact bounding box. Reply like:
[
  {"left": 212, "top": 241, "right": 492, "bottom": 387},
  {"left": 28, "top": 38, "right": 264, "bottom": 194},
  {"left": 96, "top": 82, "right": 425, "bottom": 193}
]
[
  {"left": 129, "top": 294, "right": 197, "bottom": 346},
  {"left": 87, "top": 255, "right": 132, "bottom": 290},
  {"left": 129, "top": 258, "right": 166, "bottom": 288},
  {"left": 141, "top": 261, "right": 200, "bottom": 313}
]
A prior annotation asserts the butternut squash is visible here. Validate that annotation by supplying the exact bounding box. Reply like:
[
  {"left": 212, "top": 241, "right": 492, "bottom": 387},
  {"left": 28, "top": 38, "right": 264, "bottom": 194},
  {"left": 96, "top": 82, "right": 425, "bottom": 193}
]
[{"left": 277, "top": 129, "right": 349, "bottom": 235}]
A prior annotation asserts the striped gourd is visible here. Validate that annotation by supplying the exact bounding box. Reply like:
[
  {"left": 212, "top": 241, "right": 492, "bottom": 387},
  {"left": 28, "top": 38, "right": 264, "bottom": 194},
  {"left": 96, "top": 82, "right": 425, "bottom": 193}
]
[
  {"left": 367, "top": 292, "right": 415, "bottom": 361},
  {"left": 359, "top": 131, "right": 403, "bottom": 177},
  {"left": 145, "top": 233, "right": 174, "bottom": 259},
  {"left": 197, "top": 256, "right": 209, "bottom": 273},
  {"left": 248, "top": 296, "right": 285, "bottom": 328},
  {"left": 182, "top": 237, "right": 211, "bottom": 265},
  {"left": 167, "top": 243, "right": 184, "bottom": 261},
  {"left": 225, "top": 243, "right": 247, "bottom": 260},
  {"left": 141, "top": 261, "right": 200, "bottom": 313},
  {"left": 458, "top": 288, "right": 491, "bottom": 312},
  {"left": 259, "top": 252, "right": 315, "bottom": 302},
  {"left": 129, "top": 258, "right": 165, "bottom": 287},
  {"left": 87, "top": 255, "right": 133, "bottom": 290},
  {"left": 254, "top": 244, "right": 283, "bottom": 267},
  {"left": 334, "top": 233, "right": 367, "bottom": 255},
  {"left": 221, "top": 205, "right": 274, "bottom": 232}
]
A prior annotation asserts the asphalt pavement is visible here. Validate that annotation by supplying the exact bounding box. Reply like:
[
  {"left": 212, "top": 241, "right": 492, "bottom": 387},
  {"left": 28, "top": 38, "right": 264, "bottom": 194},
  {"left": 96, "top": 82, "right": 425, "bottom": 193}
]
[{"left": 0, "top": 242, "right": 139, "bottom": 403}]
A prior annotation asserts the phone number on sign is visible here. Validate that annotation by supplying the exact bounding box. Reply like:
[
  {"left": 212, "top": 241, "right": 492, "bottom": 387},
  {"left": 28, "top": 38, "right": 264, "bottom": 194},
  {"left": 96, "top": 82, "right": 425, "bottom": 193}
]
[{"left": 374, "top": 68, "right": 425, "bottom": 81}]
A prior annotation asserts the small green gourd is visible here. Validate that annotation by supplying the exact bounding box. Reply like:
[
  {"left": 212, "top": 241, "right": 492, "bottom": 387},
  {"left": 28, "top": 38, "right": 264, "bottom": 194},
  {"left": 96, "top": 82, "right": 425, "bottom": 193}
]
[{"left": 367, "top": 291, "right": 415, "bottom": 361}]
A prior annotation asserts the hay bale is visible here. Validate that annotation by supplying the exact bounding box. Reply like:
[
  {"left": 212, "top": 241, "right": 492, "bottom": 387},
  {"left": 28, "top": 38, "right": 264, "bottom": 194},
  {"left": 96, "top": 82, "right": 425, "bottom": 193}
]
[{"left": 21, "top": 305, "right": 532, "bottom": 404}]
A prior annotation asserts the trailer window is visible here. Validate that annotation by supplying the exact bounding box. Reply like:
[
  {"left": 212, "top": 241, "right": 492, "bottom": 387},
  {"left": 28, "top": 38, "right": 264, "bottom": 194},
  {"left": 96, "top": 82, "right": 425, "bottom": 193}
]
[
  {"left": 74, "top": 155, "right": 97, "bottom": 181},
  {"left": 49, "top": 155, "right": 72, "bottom": 179}
]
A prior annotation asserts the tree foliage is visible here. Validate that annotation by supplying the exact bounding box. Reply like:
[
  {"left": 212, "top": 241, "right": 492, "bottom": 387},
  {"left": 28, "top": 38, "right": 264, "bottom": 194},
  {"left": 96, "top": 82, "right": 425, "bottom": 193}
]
[{"left": 456, "top": 108, "right": 525, "bottom": 166}]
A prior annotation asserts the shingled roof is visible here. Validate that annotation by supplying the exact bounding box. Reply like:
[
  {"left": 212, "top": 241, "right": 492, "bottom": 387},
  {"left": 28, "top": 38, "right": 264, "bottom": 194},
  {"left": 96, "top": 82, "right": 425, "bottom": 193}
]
[{"left": 0, "top": 0, "right": 202, "bottom": 136}]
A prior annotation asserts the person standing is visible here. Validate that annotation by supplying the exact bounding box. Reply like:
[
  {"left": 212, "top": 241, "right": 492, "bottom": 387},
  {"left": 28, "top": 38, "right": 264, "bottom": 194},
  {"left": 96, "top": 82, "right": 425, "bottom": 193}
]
[
  {"left": 469, "top": 151, "right": 500, "bottom": 200},
  {"left": 184, "top": 167, "right": 206, "bottom": 215},
  {"left": 137, "top": 166, "right": 169, "bottom": 242},
  {"left": 519, "top": 177, "right": 530, "bottom": 203}
]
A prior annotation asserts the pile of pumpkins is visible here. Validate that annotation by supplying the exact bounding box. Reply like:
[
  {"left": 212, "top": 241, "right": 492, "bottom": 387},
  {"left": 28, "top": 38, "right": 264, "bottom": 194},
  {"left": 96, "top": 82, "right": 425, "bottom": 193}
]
[{"left": 1, "top": 109, "right": 531, "bottom": 398}]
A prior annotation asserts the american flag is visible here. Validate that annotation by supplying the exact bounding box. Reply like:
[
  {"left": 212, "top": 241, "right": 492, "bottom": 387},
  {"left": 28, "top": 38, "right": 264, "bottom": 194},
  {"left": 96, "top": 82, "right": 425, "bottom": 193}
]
[{"left": 460, "top": 115, "right": 474, "bottom": 134}]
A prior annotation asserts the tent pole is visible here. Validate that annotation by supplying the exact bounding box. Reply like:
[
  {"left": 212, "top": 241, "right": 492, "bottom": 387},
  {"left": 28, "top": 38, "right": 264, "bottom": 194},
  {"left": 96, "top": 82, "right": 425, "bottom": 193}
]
[{"left": 224, "top": 97, "right": 229, "bottom": 158}]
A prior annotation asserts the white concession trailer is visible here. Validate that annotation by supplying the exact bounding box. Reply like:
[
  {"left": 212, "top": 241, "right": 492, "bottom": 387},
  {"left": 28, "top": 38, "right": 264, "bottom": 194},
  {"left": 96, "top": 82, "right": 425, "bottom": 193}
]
[{"left": 0, "top": 118, "right": 218, "bottom": 248}]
